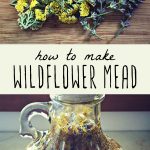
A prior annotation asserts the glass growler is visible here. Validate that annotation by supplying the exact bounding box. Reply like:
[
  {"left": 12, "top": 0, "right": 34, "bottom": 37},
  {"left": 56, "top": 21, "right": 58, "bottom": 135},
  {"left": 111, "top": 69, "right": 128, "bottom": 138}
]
[{"left": 20, "top": 94, "right": 122, "bottom": 150}]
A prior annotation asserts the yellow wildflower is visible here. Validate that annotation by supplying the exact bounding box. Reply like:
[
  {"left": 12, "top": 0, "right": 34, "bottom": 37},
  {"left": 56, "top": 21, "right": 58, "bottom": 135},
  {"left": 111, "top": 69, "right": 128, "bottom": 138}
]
[
  {"left": 30, "top": 0, "right": 38, "bottom": 10},
  {"left": 53, "top": 113, "right": 69, "bottom": 127},
  {"left": 53, "top": 118, "right": 62, "bottom": 128},
  {"left": 59, "top": 12, "right": 77, "bottom": 24},
  {"left": 82, "top": 126, "right": 87, "bottom": 133},
  {"left": 50, "top": 1, "right": 60, "bottom": 14},
  {"left": 71, "top": 123, "right": 79, "bottom": 134},
  {"left": 67, "top": 0, "right": 73, "bottom": 5},
  {"left": 62, "top": 126, "right": 69, "bottom": 133},
  {"left": 60, "top": 113, "right": 69, "bottom": 125},
  {"left": 35, "top": 9, "right": 46, "bottom": 21},
  {"left": 80, "top": 2, "right": 90, "bottom": 17},
  {"left": 45, "top": 5, "right": 50, "bottom": 15},
  {"left": 73, "top": 4, "right": 79, "bottom": 12},
  {"left": 82, "top": 106, "right": 92, "bottom": 116},
  {"left": 15, "top": 0, "right": 28, "bottom": 13},
  {"left": 75, "top": 105, "right": 92, "bottom": 116},
  {"left": 67, "top": 4, "right": 79, "bottom": 15},
  {"left": 76, "top": 114, "right": 87, "bottom": 126}
]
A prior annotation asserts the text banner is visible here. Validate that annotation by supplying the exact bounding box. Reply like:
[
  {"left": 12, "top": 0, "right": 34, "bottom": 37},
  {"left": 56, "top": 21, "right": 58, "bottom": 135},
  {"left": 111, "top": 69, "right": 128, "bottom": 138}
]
[{"left": 0, "top": 44, "right": 149, "bottom": 94}]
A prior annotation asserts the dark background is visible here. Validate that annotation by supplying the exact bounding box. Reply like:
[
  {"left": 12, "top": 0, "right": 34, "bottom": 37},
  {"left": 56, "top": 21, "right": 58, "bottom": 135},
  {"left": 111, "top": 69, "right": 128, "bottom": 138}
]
[{"left": 0, "top": 95, "right": 150, "bottom": 111}]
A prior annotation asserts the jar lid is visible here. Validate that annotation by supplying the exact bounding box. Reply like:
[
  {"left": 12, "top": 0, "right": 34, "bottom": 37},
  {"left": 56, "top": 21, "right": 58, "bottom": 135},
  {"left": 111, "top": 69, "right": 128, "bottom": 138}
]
[{"left": 50, "top": 94, "right": 105, "bottom": 104}]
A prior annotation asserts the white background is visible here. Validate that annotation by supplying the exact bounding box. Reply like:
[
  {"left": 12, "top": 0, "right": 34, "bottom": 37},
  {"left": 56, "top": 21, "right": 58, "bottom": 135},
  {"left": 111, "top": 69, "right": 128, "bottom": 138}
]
[{"left": 0, "top": 44, "right": 149, "bottom": 94}]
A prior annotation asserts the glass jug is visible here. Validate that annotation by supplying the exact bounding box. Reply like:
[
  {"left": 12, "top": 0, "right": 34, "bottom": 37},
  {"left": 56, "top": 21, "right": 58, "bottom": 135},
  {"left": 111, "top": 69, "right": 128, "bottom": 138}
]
[{"left": 20, "top": 94, "right": 122, "bottom": 150}]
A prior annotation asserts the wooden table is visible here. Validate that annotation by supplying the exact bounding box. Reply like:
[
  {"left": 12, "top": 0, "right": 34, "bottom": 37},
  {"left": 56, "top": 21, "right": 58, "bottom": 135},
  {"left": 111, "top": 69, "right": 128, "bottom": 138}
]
[{"left": 0, "top": 0, "right": 150, "bottom": 44}]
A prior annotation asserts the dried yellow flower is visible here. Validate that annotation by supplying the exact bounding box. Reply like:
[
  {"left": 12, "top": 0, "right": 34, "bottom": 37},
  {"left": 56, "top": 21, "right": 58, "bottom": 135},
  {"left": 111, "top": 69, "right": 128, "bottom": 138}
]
[
  {"left": 73, "top": 4, "right": 79, "bottom": 11},
  {"left": 58, "top": 12, "right": 77, "bottom": 24},
  {"left": 67, "top": 0, "right": 73, "bottom": 5},
  {"left": 53, "top": 113, "right": 69, "bottom": 127},
  {"left": 62, "top": 126, "right": 69, "bottom": 133},
  {"left": 50, "top": 1, "right": 60, "bottom": 14},
  {"left": 45, "top": 5, "right": 50, "bottom": 15},
  {"left": 35, "top": 9, "right": 46, "bottom": 21},
  {"left": 80, "top": 2, "right": 90, "bottom": 17},
  {"left": 60, "top": 113, "right": 69, "bottom": 125},
  {"left": 15, "top": 0, "right": 28, "bottom": 13},
  {"left": 82, "top": 106, "right": 92, "bottom": 116},
  {"left": 30, "top": 0, "right": 38, "bottom": 10},
  {"left": 76, "top": 114, "right": 87, "bottom": 126},
  {"left": 76, "top": 105, "right": 92, "bottom": 116},
  {"left": 67, "top": 4, "right": 79, "bottom": 15},
  {"left": 71, "top": 123, "right": 79, "bottom": 134}
]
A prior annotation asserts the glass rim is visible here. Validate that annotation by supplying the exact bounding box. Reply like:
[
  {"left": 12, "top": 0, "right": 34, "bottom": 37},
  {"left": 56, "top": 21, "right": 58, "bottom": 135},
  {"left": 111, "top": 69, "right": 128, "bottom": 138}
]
[{"left": 50, "top": 94, "right": 105, "bottom": 104}]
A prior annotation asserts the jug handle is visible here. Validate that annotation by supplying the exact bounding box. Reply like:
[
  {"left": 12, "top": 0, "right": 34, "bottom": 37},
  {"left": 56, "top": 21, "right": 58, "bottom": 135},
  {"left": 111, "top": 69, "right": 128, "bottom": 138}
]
[{"left": 19, "top": 102, "right": 52, "bottom": 141}]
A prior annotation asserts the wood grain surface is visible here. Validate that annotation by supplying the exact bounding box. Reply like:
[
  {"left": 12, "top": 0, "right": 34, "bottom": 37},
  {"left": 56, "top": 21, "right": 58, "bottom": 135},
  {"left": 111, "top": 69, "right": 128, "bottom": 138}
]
[{"left": 0, "top": 0, "right": 150, "bottom": 44}]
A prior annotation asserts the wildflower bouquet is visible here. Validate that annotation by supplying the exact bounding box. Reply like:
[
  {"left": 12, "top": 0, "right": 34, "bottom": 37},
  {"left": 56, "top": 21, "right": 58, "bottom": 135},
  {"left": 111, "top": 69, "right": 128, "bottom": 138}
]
[{"left": 11, "top": 0, "right": 143, "bottom": 38}]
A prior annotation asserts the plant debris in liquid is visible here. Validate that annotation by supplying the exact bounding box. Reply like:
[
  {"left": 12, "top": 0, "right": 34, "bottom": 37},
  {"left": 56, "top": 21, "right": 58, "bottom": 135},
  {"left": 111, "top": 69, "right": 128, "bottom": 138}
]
[{"left": 27, "top": 105, "right": 122, "bottom": 150}]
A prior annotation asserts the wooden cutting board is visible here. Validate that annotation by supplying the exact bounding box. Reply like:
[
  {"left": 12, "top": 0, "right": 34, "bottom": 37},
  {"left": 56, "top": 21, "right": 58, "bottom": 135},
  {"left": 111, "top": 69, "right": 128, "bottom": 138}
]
[{"left": 0, "top": 0, "right": 149, "bottom": 44}]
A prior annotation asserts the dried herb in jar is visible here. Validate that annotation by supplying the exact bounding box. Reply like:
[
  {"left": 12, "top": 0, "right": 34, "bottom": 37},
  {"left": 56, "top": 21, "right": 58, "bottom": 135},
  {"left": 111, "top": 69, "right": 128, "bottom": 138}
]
[{"left": 42, "top": 106, "right": 121, "bottom": 150}]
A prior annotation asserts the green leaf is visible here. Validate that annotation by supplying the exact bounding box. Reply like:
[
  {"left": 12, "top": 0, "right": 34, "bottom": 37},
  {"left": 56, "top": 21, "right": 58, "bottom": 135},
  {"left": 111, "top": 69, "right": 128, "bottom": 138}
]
[
  {"left": 18, "top": 10, "right": 43, "bottom": 30},
  {"left": 10, "top": 0, "right": 17, "bottom": 6}
]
